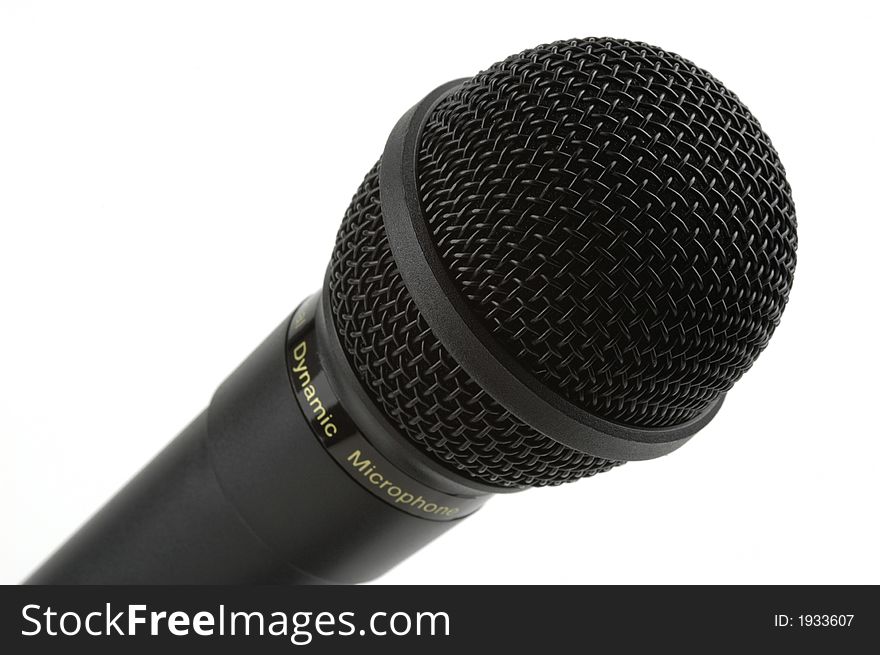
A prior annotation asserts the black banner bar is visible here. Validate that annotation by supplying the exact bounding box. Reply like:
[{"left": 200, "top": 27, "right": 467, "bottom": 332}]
[{"left": 2, "top": 585, "right": 875, "bottom": 653}]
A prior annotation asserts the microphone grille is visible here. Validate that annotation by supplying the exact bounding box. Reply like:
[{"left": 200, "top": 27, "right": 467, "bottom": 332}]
[
  {"left": 418, "top": 37, "right": 797, "bottom": 428},
  {"left": 329, "top": 162, "right": 622, "bottom": 488},
  {"left": 328, "top": 37, "right": 797, "bottom": 488}
]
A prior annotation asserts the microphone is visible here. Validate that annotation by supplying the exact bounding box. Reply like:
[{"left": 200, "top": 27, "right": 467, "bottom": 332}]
[{"left": 26, "top": 37, "right": 797, "bottom": 584}]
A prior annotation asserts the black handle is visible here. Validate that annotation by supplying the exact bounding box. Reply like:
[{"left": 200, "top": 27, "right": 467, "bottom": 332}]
[
  {"left": 25, "top": 409, "right": 316, "bottom": 584},
  {"left": 26, "top": 311, "right": 463, "bottom": 584}
]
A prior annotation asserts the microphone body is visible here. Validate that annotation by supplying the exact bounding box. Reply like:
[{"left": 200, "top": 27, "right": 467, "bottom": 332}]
[
  {"left": 28, "top": 293, "right": 489, "bottom": 584},
  {"left": 28, "top": 83, "right": 506, "bottom": 584},
  {"left": 25, "top": 37, "right": 798, "bottom": 584}
]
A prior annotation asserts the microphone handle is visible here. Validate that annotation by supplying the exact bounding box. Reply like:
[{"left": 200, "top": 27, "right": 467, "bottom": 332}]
[{"left": 26, "top": 311, "right": 467, "bottom": 584}]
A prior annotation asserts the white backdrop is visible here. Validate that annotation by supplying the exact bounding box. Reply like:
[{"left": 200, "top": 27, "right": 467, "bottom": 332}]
[{"left": 2, "top": 0, "right": 878, "bottom": 585}]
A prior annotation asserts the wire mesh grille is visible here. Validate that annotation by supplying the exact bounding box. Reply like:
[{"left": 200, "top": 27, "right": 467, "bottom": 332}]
[
  {"left": 418, "top": 37, "right": 797, "bottom": 427},
  {"left": 328, "top": 37, "right": 796, "bottom": 487},
  {"left": 328, "top": 162, "right": 622, "bottom": 487}
]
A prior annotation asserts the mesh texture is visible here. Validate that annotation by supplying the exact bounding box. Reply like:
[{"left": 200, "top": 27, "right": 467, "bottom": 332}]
[
  {"left": 328, "top": 162, "right": 621, "bottom": 488},
  {"left": 328, "top": 37, "right": 797, "bottom": 488}
]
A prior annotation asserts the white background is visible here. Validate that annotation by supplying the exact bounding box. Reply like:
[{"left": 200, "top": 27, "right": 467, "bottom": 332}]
[{"left": 2, "top": 0, "right": 878, "bottom": 585}]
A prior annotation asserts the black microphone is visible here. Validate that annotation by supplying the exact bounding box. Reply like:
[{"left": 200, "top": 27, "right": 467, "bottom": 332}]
[{"left": 26, "top": 37, "right": 798, "bottom": 584}]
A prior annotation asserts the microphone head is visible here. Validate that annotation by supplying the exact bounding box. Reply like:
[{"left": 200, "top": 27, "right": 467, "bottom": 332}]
[{"left": 327, "top": 37, "right": 797, "bottom": 489}]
